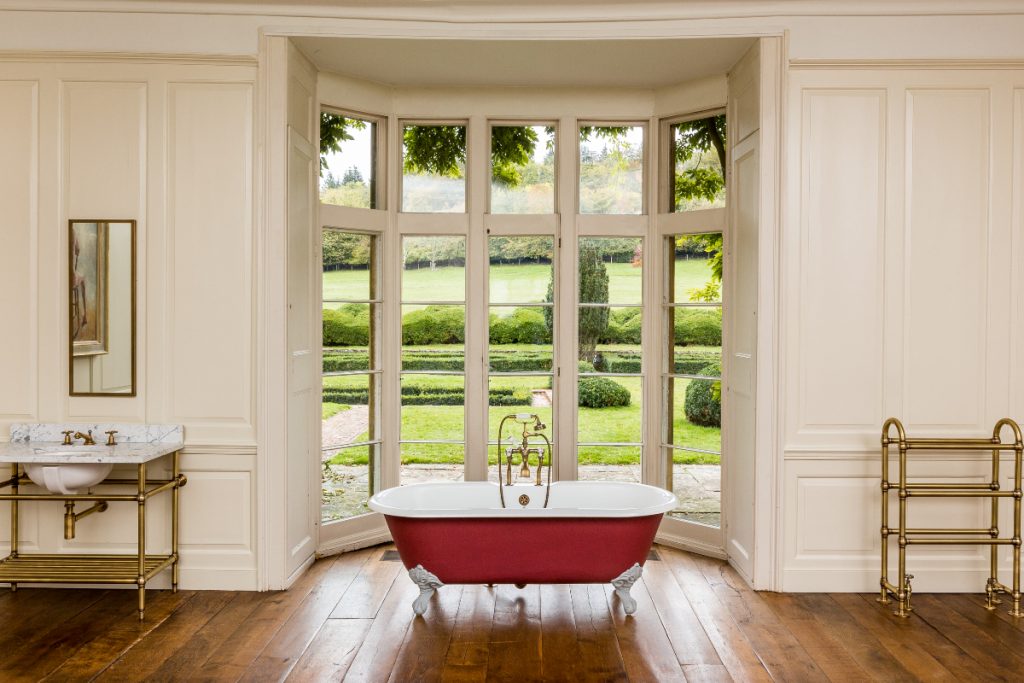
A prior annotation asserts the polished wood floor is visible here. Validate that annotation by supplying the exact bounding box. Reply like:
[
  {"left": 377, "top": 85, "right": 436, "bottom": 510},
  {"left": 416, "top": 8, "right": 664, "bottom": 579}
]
[{"left": 2, "top": 544, "right": 1024, "bottom": 681}]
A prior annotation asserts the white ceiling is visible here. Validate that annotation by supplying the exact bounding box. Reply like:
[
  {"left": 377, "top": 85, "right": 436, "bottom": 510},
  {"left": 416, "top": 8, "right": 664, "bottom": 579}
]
[{"left": 292, "top": 36, "right": 755, "bottom": 88}]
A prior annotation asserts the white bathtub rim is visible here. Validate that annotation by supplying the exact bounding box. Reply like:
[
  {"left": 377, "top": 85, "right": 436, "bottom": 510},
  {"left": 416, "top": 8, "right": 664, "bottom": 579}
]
[{"left": 368, "top": 480, "right": 678, "bottom": 518}]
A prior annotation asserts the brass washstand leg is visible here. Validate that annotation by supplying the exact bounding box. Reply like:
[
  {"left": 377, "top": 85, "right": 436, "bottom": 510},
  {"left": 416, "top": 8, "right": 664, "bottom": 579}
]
[
  {"left": 172, "top": 451, "right": 180, "bottom": 593},
  {"left": 137, "top": 462, "right": 147, "bottom": 621},
  {"left": 10, "top": 463, "right": 18, "bottom": 593}
]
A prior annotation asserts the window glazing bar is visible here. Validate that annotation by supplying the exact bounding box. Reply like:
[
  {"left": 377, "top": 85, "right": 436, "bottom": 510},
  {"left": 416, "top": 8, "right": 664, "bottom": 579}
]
[{"left": 322, "top": 439, "right": 383, "bottom": 452}]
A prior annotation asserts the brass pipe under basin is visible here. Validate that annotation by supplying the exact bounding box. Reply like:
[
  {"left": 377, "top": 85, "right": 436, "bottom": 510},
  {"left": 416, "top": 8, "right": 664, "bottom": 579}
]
[{"left": 64, "top": 500, "right": 109, "bottom": 540}]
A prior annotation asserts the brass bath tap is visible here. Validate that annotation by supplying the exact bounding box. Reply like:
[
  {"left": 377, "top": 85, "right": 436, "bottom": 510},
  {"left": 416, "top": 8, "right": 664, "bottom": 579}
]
[
  {"left": 495, "top": 413, "right": 554, "bottom": 508},
  {"left": 73, "top": 430, "right": 96, "bottom": 446}
]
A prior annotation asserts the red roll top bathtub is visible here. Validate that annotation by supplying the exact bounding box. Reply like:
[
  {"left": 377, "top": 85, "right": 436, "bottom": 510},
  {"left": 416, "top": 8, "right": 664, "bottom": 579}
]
[{"left": 369, "top": 480, "right": 677, "bottom": 615}]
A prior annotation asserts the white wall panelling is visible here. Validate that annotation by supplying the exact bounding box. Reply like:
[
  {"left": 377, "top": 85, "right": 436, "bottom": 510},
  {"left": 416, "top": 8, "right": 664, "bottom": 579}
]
[
  {"left": 0, "top": 58, "right": 258, "bottom": 590},
  {"left": 0, "top": 80, "right": 38, "bottom": 422},
  {"left": 784, "top": 67, "right": 1024, "bottom": 591},
  {"left": 167, "top": 81, "right": 255, "bottom": 443}
]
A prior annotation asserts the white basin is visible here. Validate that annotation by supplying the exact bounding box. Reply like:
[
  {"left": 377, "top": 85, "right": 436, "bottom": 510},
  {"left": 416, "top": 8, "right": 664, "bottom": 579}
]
[{"left": 24, "top": 447, "right": 114, "bottom": 494}]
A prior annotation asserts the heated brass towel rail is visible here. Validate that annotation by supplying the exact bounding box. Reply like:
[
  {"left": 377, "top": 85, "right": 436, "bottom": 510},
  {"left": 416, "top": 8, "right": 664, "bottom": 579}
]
[{"left": 880, "top": 417, "right": 1023, "bottom": 617}]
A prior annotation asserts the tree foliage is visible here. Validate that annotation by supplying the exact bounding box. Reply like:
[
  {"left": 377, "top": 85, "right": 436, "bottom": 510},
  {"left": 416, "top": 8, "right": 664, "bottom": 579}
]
[
  {"left": 675, "top": 232, "right": 724, "bottom": 302},
  {"left": 322, "top": 232, "right": 371, "bottom": 270},
  {"left": 320, "top": 112, "right": 366, "bottom": 173},
  {"left": 546, "top": 244, "right": 610, "bottom": 363},
  {"left": 672, "top": 115, "right": 727, "bottom": 204},
  {"left": 490, "top": 126, "right": 539, "bottom": 187},
  {"left": 321, "top": 117, "right": 640, "bottom": 191},
  {"left": 402, "top": 125, "right": 467, "bottom": 177}
]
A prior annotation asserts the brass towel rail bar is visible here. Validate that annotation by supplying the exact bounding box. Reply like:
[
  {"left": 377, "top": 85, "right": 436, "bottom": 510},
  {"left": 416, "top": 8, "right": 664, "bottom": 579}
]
[{"left": 880, "top": 417, "right": 1023, "bottom": 618}]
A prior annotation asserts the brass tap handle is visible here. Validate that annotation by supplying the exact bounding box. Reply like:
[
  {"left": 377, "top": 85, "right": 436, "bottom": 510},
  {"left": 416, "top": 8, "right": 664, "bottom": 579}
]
[
  {"left": 62, "top": 430, "right": 74, "bottom": 445},
  {"left": 105, "top": 430, "right": 118, "bottom": 446}
]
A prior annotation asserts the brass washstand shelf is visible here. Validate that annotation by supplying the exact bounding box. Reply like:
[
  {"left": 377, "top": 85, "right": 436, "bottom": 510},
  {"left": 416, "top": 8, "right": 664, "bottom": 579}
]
[
  {"left": 880, "top": 418, "right": 1023, "bottom": 618},
  {"left": 0, "top": 452, "right": 186, "bottom": 621}
]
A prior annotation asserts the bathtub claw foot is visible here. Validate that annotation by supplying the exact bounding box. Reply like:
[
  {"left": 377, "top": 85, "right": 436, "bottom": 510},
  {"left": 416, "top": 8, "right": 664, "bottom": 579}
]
[
  {"left": 612, "top": 563, "right": 643, "bottom": 615},
  {"left": 409, "top": 565, "right": 444, "bottom": 615}
]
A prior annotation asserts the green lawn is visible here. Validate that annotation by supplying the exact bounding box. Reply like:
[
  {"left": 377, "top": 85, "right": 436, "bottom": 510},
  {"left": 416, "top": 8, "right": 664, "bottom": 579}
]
[
  {"left": 322, "top": 257, "right": 721, "bottom": 468},
  {"left": 325, "top": 372, "right": 720, "bottom": 467},
  {"left": 324, "top": 258, "right": 714, "bottom": 309}
]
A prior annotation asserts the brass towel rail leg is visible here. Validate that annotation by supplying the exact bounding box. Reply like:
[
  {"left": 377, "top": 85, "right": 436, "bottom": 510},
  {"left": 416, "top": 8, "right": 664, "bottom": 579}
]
[
  {"left": 1013, "top": 434, "right": 1023, "bottom": 617},
  {"left": 879, "top": 433, "right": 890, "bottom": 605},
  {"left": 896, "top": 437, "right": 911, "bottom": 617}
]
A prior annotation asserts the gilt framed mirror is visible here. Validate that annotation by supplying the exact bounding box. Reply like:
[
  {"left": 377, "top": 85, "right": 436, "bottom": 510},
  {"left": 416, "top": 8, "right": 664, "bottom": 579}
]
[{"left": 69, "top": 220, "right": 137, "bottom": 397}]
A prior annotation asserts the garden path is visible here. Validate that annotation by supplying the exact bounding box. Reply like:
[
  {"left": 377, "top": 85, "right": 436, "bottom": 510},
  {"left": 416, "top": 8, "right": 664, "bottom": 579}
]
[{"left": 321, "top": 405, "right": 369, "bottom": 453}]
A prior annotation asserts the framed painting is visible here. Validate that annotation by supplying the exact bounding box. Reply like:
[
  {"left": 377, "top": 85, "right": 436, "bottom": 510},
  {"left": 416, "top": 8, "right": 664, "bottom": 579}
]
[{"left": 70, "top": 221, "right": 108, "bottom": 357}]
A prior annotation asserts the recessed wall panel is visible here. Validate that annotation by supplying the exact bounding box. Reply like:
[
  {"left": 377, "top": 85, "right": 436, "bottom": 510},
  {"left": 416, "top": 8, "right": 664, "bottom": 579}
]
[
  {"left": 63, "top": 81, "right": 144, "bottom": 219},
  {"left": 799, "top": 91, "right": 885, "bottom": 432},
  {"left": 180, "top": 470, "right": 252, "bottom": 548},
  {"left": 168, "top": 82, "right": 253, "bottom": 425},
  {"left": 905, "top": 89, "right": 990, "bottom": 428},
  {"left": 0, "top": 82, "right": 37, "bottom": 421}
]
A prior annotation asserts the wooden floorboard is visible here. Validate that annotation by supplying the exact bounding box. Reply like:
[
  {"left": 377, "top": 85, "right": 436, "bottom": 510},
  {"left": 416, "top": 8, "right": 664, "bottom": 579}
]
[{"left": 5, "top": 543, "right": 1024, "bottom": 681}]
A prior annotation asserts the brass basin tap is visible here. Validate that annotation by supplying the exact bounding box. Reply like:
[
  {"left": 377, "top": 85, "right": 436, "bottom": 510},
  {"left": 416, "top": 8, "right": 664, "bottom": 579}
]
[{"left": 73, "top": 430, "right": 96, "bottom": 446}]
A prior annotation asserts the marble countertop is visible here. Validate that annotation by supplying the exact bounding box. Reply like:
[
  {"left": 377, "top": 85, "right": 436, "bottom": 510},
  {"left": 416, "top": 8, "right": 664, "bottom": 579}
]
[
  {"left": 0, "top": 422, "right": 185, "bottom": 464},
  {"left": 0, "top": 441, "right": 183, "bottom": 464}
]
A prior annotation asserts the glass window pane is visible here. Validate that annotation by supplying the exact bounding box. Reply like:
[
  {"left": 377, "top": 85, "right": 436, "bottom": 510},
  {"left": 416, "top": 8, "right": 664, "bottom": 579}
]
[
  {"left": 402, "top": 305, "right": 464, "bottom": 370},
  {"left": 323, "top": 373, "right": 374, "bottom": 425},
  {"left": 491, "top": 125, "right": 555, "bottom": 214},
  {"left": 323, "top": 443, "right": 378, "bottom": 521},
  {"left": 323, "top": 302, "right": 372, "bottom": 364},
  {"left": 670, "top": 116, "right": 726, "bottom": 213},
  {"left": 667, "top": 377, "right": 722, "bottom": 526},
  {"left": 401, "top": 444, "right": 464, "bottom": 483},
  {"left": 323, "top": 231, "right": 373, "bottom": 302},
  {"left": 577, "top": 376, "right": 642, "bottom": 444},
  {"left": 579, "top": 125, "right": 643, "bottom": 215},
  {"left": 399, "top": 373, "right": 465, "bottom": 481},
  {"left": 667, "top": 378, "right": 722, "bottom": 450},
  {"left": 488, "top": 377, "right": 552, "bottom": 426},
  {"left": 578, "top": 237, "right": 642, "bottom": 304},
  {"left": 667, "top": 306, "right": 722, "bottom": 375},
  {"left": 670, "top": 233, "right": 722, "bottom": 304},
  {"left": 401, "top": 374, "right": 465, "bottom": 436},
  {"left": 488, "top": 236, "right": 554, "bottom": 304},
  {"left": 321, "top": 229, "right": 378, "bottom": 523},
  {"left": 577, "top": 446, "right": 641, "bottom": 483},
  {"left": 324, "top": 348, "right": 371, "bottom": 374},
  {"left": 320, "top": 113, "right": 376, "bottom": 209},
  {"left": 402, "top": 236, "right": 466, "bottom": 301},
  {"left": 402, "top": 124, "right": 466, "bottom": 212},
  {"left": 578, "top": 306, "right": 641, "bottom": 373},
  {"left": 489, "top": 306, "right": 552, "bottom": 372}
]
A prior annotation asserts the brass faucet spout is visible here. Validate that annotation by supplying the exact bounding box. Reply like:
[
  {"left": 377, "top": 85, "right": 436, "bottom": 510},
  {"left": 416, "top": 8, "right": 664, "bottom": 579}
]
[{"left": 73, "top": 430, "right": 96, "bottom": 446}]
